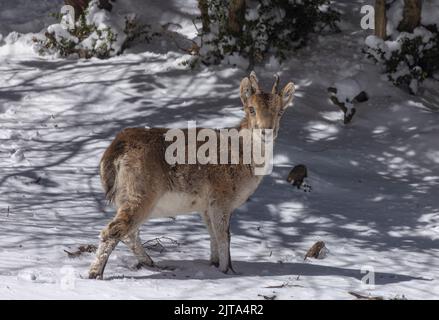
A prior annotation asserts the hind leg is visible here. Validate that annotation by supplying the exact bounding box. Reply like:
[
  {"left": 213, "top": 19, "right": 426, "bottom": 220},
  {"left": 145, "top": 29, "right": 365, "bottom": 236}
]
[
  {"left": 122, "top": 229, "right": 154, "bottom": 269},
  {"left": 88, "top": 237, "right": 119, "bottom": 280},
  {"left": 89, "top": 202, "right": 150, "bottom": 279}
]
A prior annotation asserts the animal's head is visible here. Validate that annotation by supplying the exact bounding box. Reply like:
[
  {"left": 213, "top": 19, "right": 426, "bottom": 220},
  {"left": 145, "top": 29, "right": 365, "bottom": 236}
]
[{"left": 240, "top": 71, "right": 295, "bottom": 139}]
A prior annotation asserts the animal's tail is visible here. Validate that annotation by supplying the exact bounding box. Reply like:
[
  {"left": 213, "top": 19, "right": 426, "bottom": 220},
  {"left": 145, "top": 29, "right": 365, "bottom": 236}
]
[
  {"left": 99, "top": 140, "right": 125, "bottom": 204},
  {"left": 100, "top": 156, "right": 117, "bottom": 203}
]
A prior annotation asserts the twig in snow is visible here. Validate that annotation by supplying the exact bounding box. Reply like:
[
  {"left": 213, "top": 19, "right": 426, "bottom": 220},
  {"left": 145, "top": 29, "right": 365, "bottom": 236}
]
[
  {"left": 64, "top": 244, "right": 97, "bottom": 258},
  {"left": 265, "top": 282, "right": 304, "bottom": 289},
  {"left": 348, "top": 291, "right": 384, "bottom": 300},
  {"left": 143, "top": 236, "right": 179, "bottom": 253},
  {"left": 258, "top": 294, "right": 277, "bottom": 300}
]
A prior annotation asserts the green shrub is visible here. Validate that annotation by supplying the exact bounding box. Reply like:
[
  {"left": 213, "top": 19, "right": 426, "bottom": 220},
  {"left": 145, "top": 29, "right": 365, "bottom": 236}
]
[
  {"left": 365, "top": 26, "right": 439, "bottom": 94},
  {"left": 199, "top": 0, "right": 340, "bottom": 67},
  {"left": 34, "top": 0, "right": 152, "bottom": 59}
]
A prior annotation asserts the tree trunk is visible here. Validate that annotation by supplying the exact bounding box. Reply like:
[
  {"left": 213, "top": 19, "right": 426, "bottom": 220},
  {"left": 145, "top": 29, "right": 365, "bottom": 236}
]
[
  {"left": 65, "top": 0, "right": 89, "bottom": 20},
  {"left": 398, "top": 0, "right": 422, "bottom": 32},
  {"left": 198, "top": 0, "right": 210, "bottom": 33},
  {"left": 97, "top": 0, "right": 113, "bottom": 12},
  {"left": 64, "top": 0, "right": 112, "bottom": 20},
  {"left": 228, "top": 0, "right": 246, "bottom": 36},
  {"left": 375, "top": 0, "right": 387, "bottom": 39}
]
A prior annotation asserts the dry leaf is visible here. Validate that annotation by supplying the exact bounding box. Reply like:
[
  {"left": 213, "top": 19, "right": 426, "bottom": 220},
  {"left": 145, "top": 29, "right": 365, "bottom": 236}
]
[{"left": 304, "top": 241, "right": 327, "bottom": 260}]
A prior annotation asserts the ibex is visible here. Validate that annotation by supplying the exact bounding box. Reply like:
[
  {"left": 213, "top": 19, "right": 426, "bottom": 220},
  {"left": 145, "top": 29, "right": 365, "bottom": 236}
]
[{"left": 89, "top": 72, "right": 296, "bottom": 279}]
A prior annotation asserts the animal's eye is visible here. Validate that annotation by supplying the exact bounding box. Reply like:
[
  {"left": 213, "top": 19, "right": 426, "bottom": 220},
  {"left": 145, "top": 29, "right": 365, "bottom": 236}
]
[{"left": 249, "top": 106, "right": 256, "bottom": 115}]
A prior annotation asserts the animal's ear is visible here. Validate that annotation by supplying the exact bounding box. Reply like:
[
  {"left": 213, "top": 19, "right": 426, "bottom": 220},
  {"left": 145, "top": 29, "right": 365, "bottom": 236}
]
[
  {"left": 281, "top": 82, "right": 296, "bottom": 108},
  {"left": 240, "top": 77, "right": 252, "bottom": 105},
  {"left": 249, "top": 71, "right": 262, "bottom": 94}
]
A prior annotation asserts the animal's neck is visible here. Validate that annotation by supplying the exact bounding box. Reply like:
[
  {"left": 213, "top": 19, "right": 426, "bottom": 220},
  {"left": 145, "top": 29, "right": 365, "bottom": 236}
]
[
  {"left": 237, "top": 114, "right": 250, "bottom": 131},
  {"left": 235, "top": 114, "right": 274, "bottom": 179}
]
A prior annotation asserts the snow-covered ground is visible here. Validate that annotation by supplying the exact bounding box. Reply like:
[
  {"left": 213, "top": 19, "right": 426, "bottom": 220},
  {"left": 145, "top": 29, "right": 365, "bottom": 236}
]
[{"left": 0, "top": 0, "right": 438, "bottom": 299}]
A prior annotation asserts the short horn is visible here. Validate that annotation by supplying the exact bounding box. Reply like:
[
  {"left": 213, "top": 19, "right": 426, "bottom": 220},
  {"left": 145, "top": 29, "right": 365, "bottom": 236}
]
[
  {"left": 272, "top": 74, "right": 280, "bottom": 94},
  {"left": 249, "top": 71, "right": 262, "bottom": 94}
]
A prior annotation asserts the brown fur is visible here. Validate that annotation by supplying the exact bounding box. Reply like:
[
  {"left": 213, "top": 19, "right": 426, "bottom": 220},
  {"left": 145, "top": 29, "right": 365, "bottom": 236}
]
[
  {"left": 100, "top": 128, "right": 256, "bottom": 206},
  {"left": 88, "top": 72, "right": 295, "bottom": 279}
]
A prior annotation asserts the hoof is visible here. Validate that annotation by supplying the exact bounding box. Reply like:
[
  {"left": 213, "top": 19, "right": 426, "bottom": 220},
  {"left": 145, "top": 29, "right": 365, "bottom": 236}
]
[
  {"left": 219, "top": 265, "right": 236, "bottom": 274},
  {"left": 210, "top": 260, "right": 219, "bottom": 268},
  {"left": 135, "top": 261, "right": 155, "bottom": 270},
  {"left": 88, "top": 271, "right": 103, "bottom": 280}
]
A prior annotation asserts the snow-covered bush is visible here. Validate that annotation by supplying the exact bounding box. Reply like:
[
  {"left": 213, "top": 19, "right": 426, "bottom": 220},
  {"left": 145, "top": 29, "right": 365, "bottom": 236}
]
[
  {"left": 199, "top": 0, "right": 340, "bottom": 67},
  {"left": 33, "top": 0, "right": 151, "bottom": 59},
  {"left": 364, "top": 0, "right": 439, "bottom": 94},
  {"left": 365, "top": 27, "right": 439, "bottom": 94}
]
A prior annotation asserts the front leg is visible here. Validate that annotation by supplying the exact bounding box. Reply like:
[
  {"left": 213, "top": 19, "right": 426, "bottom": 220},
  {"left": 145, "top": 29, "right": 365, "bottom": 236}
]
[
  {"left": 208, "top": 208, "right": 235, "bottom": 274},
  {"left": 202, "top": 211, "right": 219, "bottom": 267}
]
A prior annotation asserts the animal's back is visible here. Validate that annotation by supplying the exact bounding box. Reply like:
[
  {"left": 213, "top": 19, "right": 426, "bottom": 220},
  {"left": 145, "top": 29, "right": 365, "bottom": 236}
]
[{"left": 99, "top": 127, "right": 260, "bottom": 212}]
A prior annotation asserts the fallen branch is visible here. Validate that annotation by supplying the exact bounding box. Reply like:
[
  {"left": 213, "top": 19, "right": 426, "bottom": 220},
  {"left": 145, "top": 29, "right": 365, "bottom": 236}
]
[
  {"left": 265, "top": 282, "right": 304, "bottom": 289},
  {"left": 348, "top": 291, "right": 384, "bottom": 300},
  {"left": 143, "top": 236, "right": 179, "bottom": 253},
  {"left": 64, "top": 244, "right": 97, "bottom": 258}
]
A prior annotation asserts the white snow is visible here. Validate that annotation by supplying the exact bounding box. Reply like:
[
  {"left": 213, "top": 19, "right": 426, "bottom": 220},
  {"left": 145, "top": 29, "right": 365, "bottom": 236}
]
[
  {"left": 386, "top": 0, "right": 404, "bottom": 37},
  {"left": 332, "top": 78, "right": 362, "bottom": 103},
  {"left": 47, "top": 24, "right": 79, "bottom": 44},
  {"left": 0, "top": 0, "right": 438, "bottom": 300},
  {"left": 422, "top": 0, "right": 439, "bottom": 28},
  {"left": 0, "top": 0, "right": 64, "bottom": 36},
  {"left": 84, "top": 0, "right": 126, "bottom": 54},
  {"left": 246, "top": 8, "right": 259, "bottom": 21}
]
